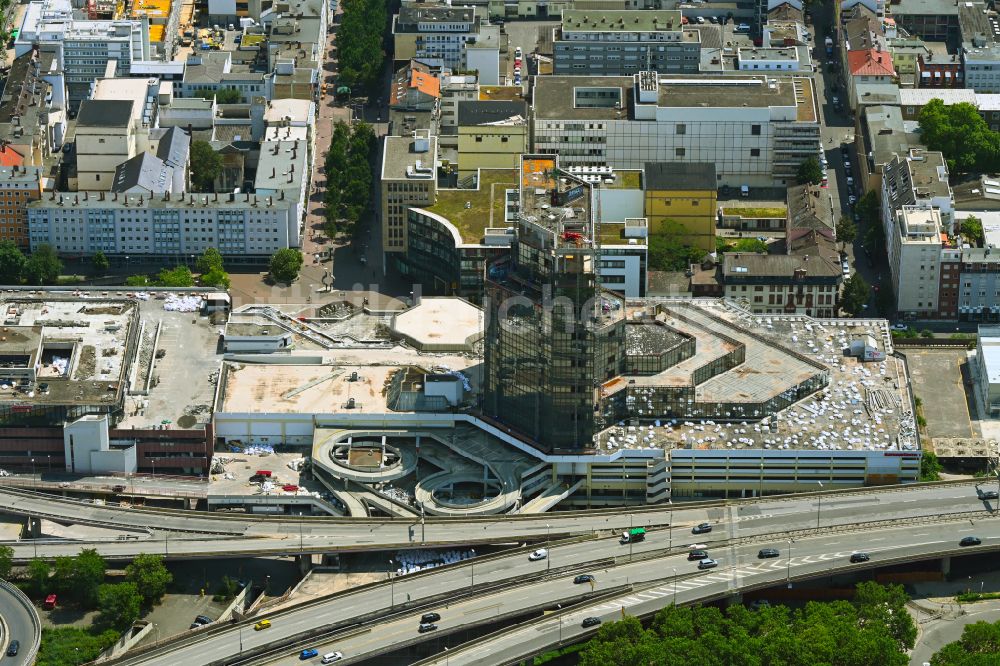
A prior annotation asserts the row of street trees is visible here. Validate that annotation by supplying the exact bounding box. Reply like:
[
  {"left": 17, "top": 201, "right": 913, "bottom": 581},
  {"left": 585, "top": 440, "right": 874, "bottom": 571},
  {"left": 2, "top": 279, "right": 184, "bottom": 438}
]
[
  {"left": 336, "top": 0, "right": 387, "bottom": 94},
  {"left": 0, "top": 242, "right": 63, "bottom": 285},
  {"left": 324, "top": 121, "right": 376, "bottom": 238},
  {"left": 125, "top": 247, "right": 231, "bottom": 288}
]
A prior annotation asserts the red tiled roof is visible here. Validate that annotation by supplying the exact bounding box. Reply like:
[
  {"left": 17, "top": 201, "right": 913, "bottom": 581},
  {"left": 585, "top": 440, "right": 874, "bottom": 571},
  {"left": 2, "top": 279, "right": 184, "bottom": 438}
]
[
  {"left": 0, "top": 146, "right": 24, "bottom": 167},
  {"left": 848, "top": 49, "right": 895, "bottom": 77}
]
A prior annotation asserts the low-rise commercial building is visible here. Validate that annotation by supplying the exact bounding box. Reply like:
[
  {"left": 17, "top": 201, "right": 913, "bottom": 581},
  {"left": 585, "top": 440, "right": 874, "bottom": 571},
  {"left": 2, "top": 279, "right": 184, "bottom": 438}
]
[
  {"left": 380, "top": 132, "right": 438, "bottom": 256},
  {"left": 456, "top": 101, "right": 528, "bottom": 178},
  {"left": 959, "top": 1, "right": 1000, "bottom": 93},
  {"left": 531, "top": 72, "right": 820, "bottom": 185},
  {"left": 977, "top": 325, "right": 1000, "bottom": 416},
  {"left": 392, "top": 5, "right": 501, "bottom": 85}
]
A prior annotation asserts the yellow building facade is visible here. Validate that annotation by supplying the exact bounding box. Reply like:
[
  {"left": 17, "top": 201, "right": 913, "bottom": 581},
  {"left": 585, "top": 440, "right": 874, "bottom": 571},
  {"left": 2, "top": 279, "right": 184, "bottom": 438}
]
[{"left": 643, "top": 162, "right": 717, "bottom": 253}]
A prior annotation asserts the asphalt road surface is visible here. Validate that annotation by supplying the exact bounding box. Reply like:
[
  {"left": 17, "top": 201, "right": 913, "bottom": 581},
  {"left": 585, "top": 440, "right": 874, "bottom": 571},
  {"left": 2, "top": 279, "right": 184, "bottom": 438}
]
[{"left": 0, "top": 584, "right": 38, "bottom": 666}]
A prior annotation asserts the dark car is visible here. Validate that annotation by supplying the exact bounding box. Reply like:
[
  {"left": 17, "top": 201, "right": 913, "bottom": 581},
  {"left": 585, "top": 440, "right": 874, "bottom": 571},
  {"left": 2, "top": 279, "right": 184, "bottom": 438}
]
[
  {"left": 687, "top": 549, "right": 708, "bottom": 561},
  {"left": 850, "top": 552, "right": 870, "bottom": 563},
  {"left": 758, "top": 548, "right": 780, "bottom": 559},
  {"left": 979, "top": 490, "right": 999, "bottom": 500},
  {"left": 960, "top": 536, "right": 982, "bottom": 547},
  {"left": 581, "top": 617, "right": 602, "bottom": 628},
  {"left": 692, "top": 523, "right": 712, "bottom": 535},
  {"left": 6, "top": 640, "right": 18, "bottom": 657},
  {"left": 420, "top": 612, "right": 441, "bottom": 624},
  {"left": 574, "top": 574, "right": 595, "bottom": 584},
  {"left": 418, "top": 623, "right": 438, "bottom": 633}
]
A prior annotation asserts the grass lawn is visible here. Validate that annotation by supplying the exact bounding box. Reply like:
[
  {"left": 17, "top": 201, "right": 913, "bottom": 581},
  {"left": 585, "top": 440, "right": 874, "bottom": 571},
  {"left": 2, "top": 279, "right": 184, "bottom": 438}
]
[{"left": 427, "top": 169, "right": 517, "bottom": 243}]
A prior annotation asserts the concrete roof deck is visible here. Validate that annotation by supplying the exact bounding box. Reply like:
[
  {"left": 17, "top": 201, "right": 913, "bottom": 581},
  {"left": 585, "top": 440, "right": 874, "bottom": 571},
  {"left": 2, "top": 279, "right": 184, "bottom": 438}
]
[
  {"left": 220, "top": 363, "right": 399, "bottom": 414},
  {"left": 391, "top": 298, "right": 483, "bottom": 352},
  {"left": 424, "top": 169, "right": 517, "bottom": 244}
]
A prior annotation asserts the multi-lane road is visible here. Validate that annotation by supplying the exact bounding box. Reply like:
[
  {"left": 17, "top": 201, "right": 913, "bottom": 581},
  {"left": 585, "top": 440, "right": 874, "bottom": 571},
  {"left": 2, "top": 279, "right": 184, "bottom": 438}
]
[
  {"left": 111, "top": 511, "right": 1000, "bottom": 666},
  {"left": 0, "top": 581, "right": 40, "bottom": 666},
  {"left": 0, "top": 481, "right": 996, "bottom": 560},
  {"left": 88, "top": 480, "right": 1000, "bottom": 666}
]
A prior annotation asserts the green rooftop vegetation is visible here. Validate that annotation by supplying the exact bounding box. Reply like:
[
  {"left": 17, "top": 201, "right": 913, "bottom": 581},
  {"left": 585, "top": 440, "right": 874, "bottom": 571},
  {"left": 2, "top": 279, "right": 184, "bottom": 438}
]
[
  {"left": 599, "top": 225, "right": 645, "bottom": 246},
  {"left": 241, "top": 34, "right": 265, "bottom": 48},
  {"left": 609, "top": 170, "right": 642, "bottom": 189},
  {"left": 426, "top": 169, "right": 518, "bottom": 244},
  {"left": 721, "top": 206, "right": 787, "bottom": 219}
]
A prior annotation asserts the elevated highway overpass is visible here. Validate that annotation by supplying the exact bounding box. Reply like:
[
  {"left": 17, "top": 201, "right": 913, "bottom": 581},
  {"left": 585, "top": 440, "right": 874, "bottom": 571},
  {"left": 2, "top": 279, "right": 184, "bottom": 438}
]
[
  {"left": 89, "top": 481, "right": 1000, "bottom": 666},
  {"left": 0, "top": 481, "right": 996, "bottom": 561}
]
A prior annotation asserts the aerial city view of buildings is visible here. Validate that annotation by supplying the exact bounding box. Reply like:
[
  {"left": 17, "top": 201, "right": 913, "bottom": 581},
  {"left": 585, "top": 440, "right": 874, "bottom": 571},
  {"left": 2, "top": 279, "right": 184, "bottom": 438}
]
[{"left": 1, "top": 0, "right": 1000, "bottom": 662}]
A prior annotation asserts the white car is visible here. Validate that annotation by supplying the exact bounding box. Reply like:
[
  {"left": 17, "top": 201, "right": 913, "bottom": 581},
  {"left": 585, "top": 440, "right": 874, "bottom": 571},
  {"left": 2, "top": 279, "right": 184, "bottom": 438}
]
[
  {"left": 528, "top": 548, "right": 548, "bottom": 561},
  {"left": 321, "top": 653, "right": 344, "bottom": 664},
  {"left": 890, "top": 323, "right": 908, "bottom": 331},
  {"left": 848, "top": 195, "right": 857, "bottom": 205}
]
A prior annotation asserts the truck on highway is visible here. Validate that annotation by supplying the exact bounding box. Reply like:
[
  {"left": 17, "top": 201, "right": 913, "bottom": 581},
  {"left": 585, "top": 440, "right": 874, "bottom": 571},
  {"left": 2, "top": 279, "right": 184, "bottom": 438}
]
[{"left": 620, "top": 527, "right": 646, "bottom": 544}]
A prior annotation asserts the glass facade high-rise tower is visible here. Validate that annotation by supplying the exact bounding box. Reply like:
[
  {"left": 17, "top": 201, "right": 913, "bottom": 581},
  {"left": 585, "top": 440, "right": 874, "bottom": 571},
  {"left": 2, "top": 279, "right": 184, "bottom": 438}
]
[{"left": 483, "top": 155, "right": 626, "bottom": 453}]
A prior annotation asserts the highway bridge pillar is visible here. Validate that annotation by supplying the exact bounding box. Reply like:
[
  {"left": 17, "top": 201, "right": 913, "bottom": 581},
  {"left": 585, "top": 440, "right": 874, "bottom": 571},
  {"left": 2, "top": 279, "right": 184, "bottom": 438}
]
[
  {"left": 725, "top": 593, "right": 743, "bottom": 607},
  {"left": 187, "top": 498, "right": 198, "bottom": 510},
  {"left": 941, "top": 556, "right": 951, "bottom": 577},
  {"left": 24, "top": 515, "right": 41, "bottom": 538},
  {"left": 297, "top": 554, "right": 314, "bottom": 575}
]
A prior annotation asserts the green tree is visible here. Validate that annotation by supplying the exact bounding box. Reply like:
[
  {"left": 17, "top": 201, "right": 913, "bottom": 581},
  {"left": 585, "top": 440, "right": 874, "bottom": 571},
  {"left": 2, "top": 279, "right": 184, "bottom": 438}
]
[
  {"left": 337, "top": 0, "right": 387, "bottom": 94},
  {"left": 92, "top": 251, "right": 110, "bottom": 273},
  {"left": 918, "top": 98, "right": 1000, "bottom": 175},
  {"left": 190, "top": 140, "right": 223, "bottom": 192},
  {"left": 920, "top": 450, "right": 943, "bottom": 481},
  {"left": 200, "top": 267, "right": 230, "bottom": 288},
  {"left": 841, "top": 273, "right": 871, "bottom": 315},
  {"left": 24, "top": 244, "right": 63, "bottom": 285},
  {"left": 647, "top": 221, "right": 708, "bottom": 271},
  {"left": 156, "top": 265, "right": 194, "bottom": 287},
  {"left": 195, "top": 248, "right": 229, "bottom": 287},
  {"left": 97, "top": 582, "right": 142, "bottom": 629},
  {"left": 932, "top": 619, "right": 1000, "bottom": 666},
  {"left": 196, "top": 248, "right": 224, "bottom": 274},
  {"left": 73, "top": 549, "right": 107, "bottom": 607},
  {"left": 732, "top": 238, "right": 769, "bottom": 254},
  {"left": 920, "top": 329, "right": 935, "bottom": 338},
  {"left": 962, "top": 215, "right": 986, "bottom": 246},
  {"left": 855, "top": 581, "right": 917, "bottom": 650},
  {"left": 0, "top": 240, "right": 26, "bottom": 284},
  {"left": 51, "top": 556, "right": 75, "bottom": 596},
  {"left": 124, "top": 275, "right": 151, "bottom": 287},
  {"left": 125, "top": 554, "right": 173, "bottom": 607},
  {"left": 0, "top": 545, "right": 12, "bottom": 580},
  {"left": 836, "top": 216, "right": 857, "bottom": 245},
  {"left": 27, "top": 558, "right": 50, "bottom": 596},
  {"left": 857, "top": 190, "right": 880, "bottom": 224},
  {"left": 797, "top": 156, "right": 824, "bottom": 185},
  {"left": 269, "top": 248, "right": 304, "bottom": 283}
]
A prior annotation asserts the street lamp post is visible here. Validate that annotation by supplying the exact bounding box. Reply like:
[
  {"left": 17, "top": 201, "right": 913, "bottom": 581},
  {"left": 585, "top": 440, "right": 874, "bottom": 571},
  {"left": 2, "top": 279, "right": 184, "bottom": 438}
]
[
  {"left": 389, "top": 560, "right": 394, "bottom": 608},
  {"left": 31, "top": 458, "right": 35, "bottom": 488},
  {"left": 786, "top": 539, "right": 792, "bottom": 587},
  {"left": 816, "top": 480, "right": 824, "bottom": 529},
  {"left": 628, "top": 514, "right": 634, "bottom": 562},
  {"left": 470, "top": 548, "right": 476, "bottom": 588},
  {"left": 546, "top": 523, "right": 551, "bottom": 571},
  {"left": 672, "top": 567, "right": 677, "bottom": 606}
]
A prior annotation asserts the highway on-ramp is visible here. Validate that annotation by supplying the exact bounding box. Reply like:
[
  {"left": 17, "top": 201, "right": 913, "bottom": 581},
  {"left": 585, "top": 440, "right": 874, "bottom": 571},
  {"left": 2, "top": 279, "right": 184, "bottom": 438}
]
[
  {"left": 0, "top": 581, "right": 40, "bottom": 666},
  {"left": 0, "top": 482, "right": 996, "bottom": 560}
]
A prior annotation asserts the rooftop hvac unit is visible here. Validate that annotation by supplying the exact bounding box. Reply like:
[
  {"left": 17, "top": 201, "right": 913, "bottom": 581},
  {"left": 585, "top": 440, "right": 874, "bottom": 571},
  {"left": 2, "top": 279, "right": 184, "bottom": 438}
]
[{"left": 346, "top": 397, "right": 356, "bottom": 409}]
